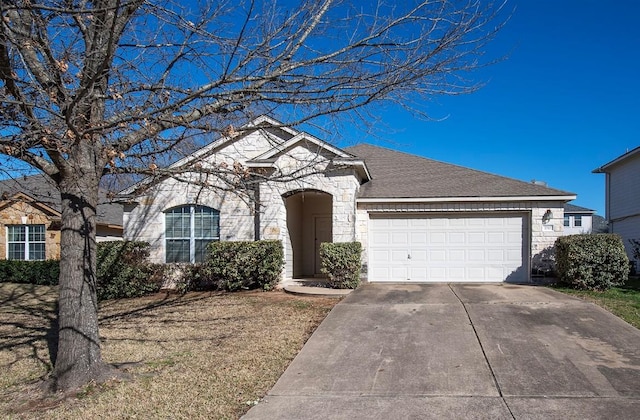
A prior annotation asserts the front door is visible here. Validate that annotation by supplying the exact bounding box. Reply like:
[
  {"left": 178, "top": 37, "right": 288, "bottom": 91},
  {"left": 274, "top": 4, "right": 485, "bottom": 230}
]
[{"left": 314, "top": 216, "right": 332, "bottom": 275}]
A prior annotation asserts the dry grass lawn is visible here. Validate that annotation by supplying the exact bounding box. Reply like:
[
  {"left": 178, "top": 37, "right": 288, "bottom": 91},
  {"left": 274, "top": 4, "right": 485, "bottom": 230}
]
[{"left": 0, "top": 283, "right": 338, "bottom": 419}]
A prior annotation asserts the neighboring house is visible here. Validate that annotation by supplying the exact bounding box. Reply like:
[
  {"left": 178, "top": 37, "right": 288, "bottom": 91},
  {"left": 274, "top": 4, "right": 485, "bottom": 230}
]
[
  {"left": 0, "top": 175, "right": 123, "bottom": 260},
  {"left": 593, "top": 146, "right": 640, "bottom": 262},
  {"left": 122, "top": 116, "right": 576, "bottom": 283},
  {"left": 561, "top": 203, "right": 608, "bottom": 235},
  {"left": 562, "top": 203, "right": 595, "bottom": 234}
]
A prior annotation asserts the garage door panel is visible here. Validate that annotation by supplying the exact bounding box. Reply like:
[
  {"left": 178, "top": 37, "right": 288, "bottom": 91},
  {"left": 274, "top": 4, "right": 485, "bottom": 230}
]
[
  {"left": 390, "top": 249, "right": 409, "bottom": 262},
  {"left": 371, "top": 232, "right": 390, "bottom": 246},
  {"left": 449, "top": 232, "right": 465, "bottom": 244},
  {"left": 450, "top": 249, "right": 465, "bottom": 262},
  {"left": 410, "top": 231, "right": 427, "bottom": 245},
  {"left": 391, "top": 232, "right": 409, "bottom": 245},
  {"left": 487, "top": 232, "right": 505, "bottom": 243},
  {"left": 429, "top": 232, "right": 446, "bottom": 244},
  {"left": 468, "top": 249, "right": 485, "bottom": 261},
  {"left": 467, "top": 232, "right": 485, "bottom": 244},
  {"left": 411, "top": 249, "right": 428, "bottom": 263},
  {"left": 429, "top": 249, "right": 447, "bottom": 262},
  {"left": 369, "top": 214, "right": 527, "bottom": 282}
]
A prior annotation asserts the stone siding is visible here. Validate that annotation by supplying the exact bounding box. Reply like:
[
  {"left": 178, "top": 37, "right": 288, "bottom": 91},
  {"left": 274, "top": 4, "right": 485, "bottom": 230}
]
[{"left": 0, "top": 201, "right": 61, "bottom": 260}]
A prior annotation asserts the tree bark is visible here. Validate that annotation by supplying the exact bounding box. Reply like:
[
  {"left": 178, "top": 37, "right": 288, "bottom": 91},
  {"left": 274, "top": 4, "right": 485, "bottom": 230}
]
[{"left": 50, "top": 160, "right": 117, "bottom": 391}]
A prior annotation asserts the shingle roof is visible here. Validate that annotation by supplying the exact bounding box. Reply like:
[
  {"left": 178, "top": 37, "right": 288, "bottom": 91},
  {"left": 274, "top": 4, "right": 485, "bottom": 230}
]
[
  {"left": 344, "top": 144, "right": 575, "bottom": 199},
  {"left": 564, "top": 203, "right": 595, "bottom": 214},
  {"left": 0, "top": 174, "right": 123, "bottom": 226}
]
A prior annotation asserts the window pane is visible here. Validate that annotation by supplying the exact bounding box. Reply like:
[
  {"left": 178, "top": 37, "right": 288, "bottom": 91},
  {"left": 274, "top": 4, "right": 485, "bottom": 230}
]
[
  {"left": 29, "top": 225, "right": 46, "bottom": 242},
  {"left": 166, "top": 209, "right": 190, "bottom": 238},
  {"left": 29, "top": 243, "right": 46, "bottom": 260},
  {"left": 574, "top": 215, "right": 582, "bottom": 227},
  {"left": 8, "top": 226, "right": 26, "bottom": 242},
  {"left": 563, "top": 215, "right": 570, "bottom": 227},
  {"left": 194, "top": 208, "right": 219, "bottom": 239},
  {"left": 166, "top": 239, "right": 190, "bottom": 263},
  {"left": 8, "top": 243, "right": 25, "bottom": 260},
  {"left": 195, "top": 239, "right": 217, "bottom": 263}
]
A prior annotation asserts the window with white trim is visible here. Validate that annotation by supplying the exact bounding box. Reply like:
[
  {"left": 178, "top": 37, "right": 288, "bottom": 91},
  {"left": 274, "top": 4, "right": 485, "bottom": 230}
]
[
  {"left": 165, "top": 205, "right": 220, "bottom": 263},
  {"left": 574, "top": 215, "right": 582, "bottom": 227},
  {"left": 7, "top": 224, "right": 46, "bottom": 260}
]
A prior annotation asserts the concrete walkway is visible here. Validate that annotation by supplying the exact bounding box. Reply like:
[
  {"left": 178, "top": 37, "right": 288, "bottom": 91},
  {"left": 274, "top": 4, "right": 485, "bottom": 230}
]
[{"left": 244, "top": 283, "right": 640, "bottom": 419}]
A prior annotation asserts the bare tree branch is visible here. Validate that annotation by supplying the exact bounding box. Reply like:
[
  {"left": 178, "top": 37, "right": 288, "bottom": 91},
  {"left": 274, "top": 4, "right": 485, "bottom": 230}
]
[{"left": 0, "top": 0, "right": 508, "bottom": 393}]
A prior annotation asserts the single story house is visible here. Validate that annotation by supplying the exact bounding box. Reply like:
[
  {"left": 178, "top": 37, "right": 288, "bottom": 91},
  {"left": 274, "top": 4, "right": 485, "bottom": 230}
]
[
  {"left": 0, "top": 175, "right": 123, "bottom": 260},
  {"left": 122, "top": 116, "right": 576, "bottom": 283},
  {"left": 593, "top": 146, "right": 640, "bottom": 262}
]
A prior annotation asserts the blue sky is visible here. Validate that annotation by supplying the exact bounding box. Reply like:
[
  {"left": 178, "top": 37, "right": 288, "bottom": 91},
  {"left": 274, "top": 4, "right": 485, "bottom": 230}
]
[{"left": 343, "top": 0, "right": 640, "bottom": 216}]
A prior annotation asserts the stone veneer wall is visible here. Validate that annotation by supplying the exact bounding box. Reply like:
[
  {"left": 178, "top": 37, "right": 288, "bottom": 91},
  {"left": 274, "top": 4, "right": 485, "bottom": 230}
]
[
  {"left": 124, "top": 134, "right": 362, "bottom": 272},
  {"left": 257, "top": 146, "right": 360, "bottom": 278},
  {"left": 0, "top": 201, "right": 61, "bottom": 260},
  {"left": 355, "top": 200, "right": 565, "bottom": 281}
]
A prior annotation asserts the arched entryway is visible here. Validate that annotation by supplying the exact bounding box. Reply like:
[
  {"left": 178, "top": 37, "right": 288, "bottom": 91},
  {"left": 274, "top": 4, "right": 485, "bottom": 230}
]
[{"left": 284, "top": 190, "right": 333, "bottom": 278}]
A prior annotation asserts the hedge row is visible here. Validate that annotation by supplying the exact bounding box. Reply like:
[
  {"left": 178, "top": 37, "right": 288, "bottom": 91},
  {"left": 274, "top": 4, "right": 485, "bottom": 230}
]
[
  {"left": 555, "top": 234, "right": 629, "bottom": 291},
  {"left": 0, "top": 259, "right": 60, "bottom": 286},
  {"left": 0, "top": 240, "right": 285, "bottom": 297}
]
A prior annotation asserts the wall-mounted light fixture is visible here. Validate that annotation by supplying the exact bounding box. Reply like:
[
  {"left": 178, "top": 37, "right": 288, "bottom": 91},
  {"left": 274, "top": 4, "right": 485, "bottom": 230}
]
[{"left": 542, "top": 209, "right": 553, "bottom": 224}]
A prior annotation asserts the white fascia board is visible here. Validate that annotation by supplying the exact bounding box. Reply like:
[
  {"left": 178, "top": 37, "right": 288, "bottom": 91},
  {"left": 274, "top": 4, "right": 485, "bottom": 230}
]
[
  {"left": 357, "top": 195, "right": 577, "bottom": 204},
  {"left": 593, "top": 145, "right": 640, "bottom": 173},
  {"left": 244, "top": 161, "right": 275, "bottom": 168},
  {"left": 333, "top": 159, "right": 372, "bottom": 181},
  {"left": 248, "top": 115, "right": 299, "bottom": 136},
  {"left": 120, "top": 115, "right": 292, "bottom": 195},
  {"left": 253, "top": 132, "right": 351, "bottom": 161}
]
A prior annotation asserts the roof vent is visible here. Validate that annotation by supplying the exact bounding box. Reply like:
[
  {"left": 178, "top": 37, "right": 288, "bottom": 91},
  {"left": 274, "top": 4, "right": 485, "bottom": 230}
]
[{"left": 531, "top": 179, "right": 547, "bottom": 186}]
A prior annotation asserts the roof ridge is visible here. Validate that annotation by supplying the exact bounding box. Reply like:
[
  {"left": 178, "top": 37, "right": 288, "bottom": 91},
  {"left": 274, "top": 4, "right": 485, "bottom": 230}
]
[{"left": 345, "top": 143, "right": 574, "bottom": 196}]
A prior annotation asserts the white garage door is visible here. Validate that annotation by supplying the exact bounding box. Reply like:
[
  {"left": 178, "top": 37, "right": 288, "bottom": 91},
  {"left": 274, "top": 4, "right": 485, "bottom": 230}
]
[{"left": 368, "top": 214, "right": 528, "bottom": 283}]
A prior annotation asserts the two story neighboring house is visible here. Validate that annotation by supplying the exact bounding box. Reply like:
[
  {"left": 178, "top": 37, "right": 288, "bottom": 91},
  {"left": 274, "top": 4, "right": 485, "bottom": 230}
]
[
  {"left": 563, "top": 203, "right": 594, "bottom": 235},
  {"left": 593, "top": 146, "right": 640, "bottom": 263}
]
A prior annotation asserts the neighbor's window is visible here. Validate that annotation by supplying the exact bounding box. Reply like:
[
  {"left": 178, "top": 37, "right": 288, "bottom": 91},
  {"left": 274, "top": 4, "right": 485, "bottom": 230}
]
[
  {"left": 563, "top": 215, "right": 570, "bottom": 227},
  {"left": 574, "top": 215, "right": 582, "bottom": 227},
  {"left": 165, "top": 205, "right": 220, "bottom": 263},
  {"left": 7, "top": 224, "right": 46, "bottom": 260}
]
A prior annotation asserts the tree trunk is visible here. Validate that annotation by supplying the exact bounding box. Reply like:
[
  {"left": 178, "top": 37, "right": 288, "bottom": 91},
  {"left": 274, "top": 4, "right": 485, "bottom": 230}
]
[{"left": 50, "top": 168, "right": 116, "bottom": 392}]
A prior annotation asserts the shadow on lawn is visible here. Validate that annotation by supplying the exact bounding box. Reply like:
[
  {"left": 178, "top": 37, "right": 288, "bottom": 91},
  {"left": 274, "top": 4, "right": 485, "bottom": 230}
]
[
  {"left": 0, "top": 284, "right": 225, "bottom": 374},
  {"left": 0, "top": 284, "right": 59, "bottom": 370},
  {"left": 618, "top": 276, "right": 640, "bottom": 291}
]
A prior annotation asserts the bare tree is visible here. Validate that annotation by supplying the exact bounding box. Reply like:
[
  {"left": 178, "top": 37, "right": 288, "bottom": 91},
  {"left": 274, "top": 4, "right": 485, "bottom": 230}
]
[{"left": 0, "top": 0, "right": 506, "bottom": 392}]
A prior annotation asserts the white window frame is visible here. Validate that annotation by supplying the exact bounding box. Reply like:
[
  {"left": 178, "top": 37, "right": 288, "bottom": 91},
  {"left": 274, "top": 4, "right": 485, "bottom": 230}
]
[
  {"left": 6, "top": 224, "right": 46, "bottom": 261},
  {"left": 573, "top": 215, "right": 582, "bottom": 227},
  {"left": 165, "top": 205, "right": 220, "bottom": 263}
]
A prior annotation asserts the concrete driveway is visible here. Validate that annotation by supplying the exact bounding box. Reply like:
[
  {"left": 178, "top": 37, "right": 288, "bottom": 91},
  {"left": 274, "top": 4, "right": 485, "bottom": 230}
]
[{"left": 244, "top": 284, "right": 640, "bottom": 419}]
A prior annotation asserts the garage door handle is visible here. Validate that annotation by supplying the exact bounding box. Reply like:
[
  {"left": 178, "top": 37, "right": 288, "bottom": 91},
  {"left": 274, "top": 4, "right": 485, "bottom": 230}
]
[{"left": 407, "top": 254, "right": 411, "bottom": 260}]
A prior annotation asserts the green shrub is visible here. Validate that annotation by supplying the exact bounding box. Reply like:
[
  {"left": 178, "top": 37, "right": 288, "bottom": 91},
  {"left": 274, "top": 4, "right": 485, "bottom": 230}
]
[
  {"left": 0, "top": 259, "right": 60, "bottom": 285},
  {"left": 204, "top": 240, "right": 283, "bottom": 291},
  {"left": 630, "top": 239, "right": 640, "bottom": 275},
  {"left": 555, "top": 234, "right": 629, "bottom": 291},
  {"left": 320, "top": 242, "right": 362, "bottom": 289},
  {"left": 96, "top": 241, "right": 162, "bottom": 300},
  {"left": 155, "top": 263, "right": 214, "bottom": 293}
]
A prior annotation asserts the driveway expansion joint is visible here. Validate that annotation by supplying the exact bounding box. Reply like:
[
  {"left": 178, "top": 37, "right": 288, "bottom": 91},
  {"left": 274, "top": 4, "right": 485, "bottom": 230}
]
[{"left": 449, "top": 284, "right": 517, "bottom": 420}]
